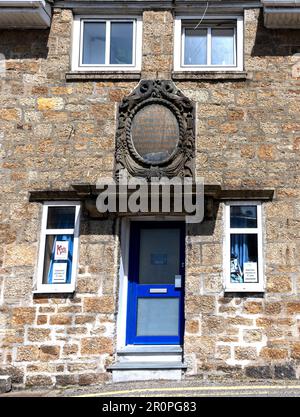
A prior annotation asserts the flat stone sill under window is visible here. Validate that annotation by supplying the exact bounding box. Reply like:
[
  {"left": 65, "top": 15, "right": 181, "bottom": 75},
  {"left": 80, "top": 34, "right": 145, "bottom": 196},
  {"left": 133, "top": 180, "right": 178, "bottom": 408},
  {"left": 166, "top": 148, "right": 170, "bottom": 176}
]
[
  {"left": 65, "top": 71, "right": 141, "bottom": 81},
  {"left": 172, "top": 71, "right": 249, "bottom": 81}
]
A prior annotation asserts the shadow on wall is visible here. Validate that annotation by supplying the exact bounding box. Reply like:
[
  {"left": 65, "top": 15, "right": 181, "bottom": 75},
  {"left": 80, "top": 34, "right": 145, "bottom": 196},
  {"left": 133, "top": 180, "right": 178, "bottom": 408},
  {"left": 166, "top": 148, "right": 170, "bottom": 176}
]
[
  {"left": 1, "top": 11, "right": 300, "bottom": 60},
  {"left": 251, "top": 9, "right": 300, "bottom": 57},
  {"left": 79, "top": 199, "right": 221, "bottom": 239},
  {"left": 0, "top": 29, "right": 49, "bottom": 59},
  {"left": 186, "top": 199, "right": 220, "bottom": 237}
]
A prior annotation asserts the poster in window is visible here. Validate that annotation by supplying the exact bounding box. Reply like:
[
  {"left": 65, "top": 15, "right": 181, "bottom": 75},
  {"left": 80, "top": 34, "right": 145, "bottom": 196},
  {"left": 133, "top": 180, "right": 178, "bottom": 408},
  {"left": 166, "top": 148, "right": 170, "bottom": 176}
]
[
  {"left": 52, "top": 262, "right": 68, "bottom": 283},
  {"left": 54, "top": 240, "right": 69, "bottom": 261},
  {"left": 243, "top": 262, "right": 258, "bottom": 283}
]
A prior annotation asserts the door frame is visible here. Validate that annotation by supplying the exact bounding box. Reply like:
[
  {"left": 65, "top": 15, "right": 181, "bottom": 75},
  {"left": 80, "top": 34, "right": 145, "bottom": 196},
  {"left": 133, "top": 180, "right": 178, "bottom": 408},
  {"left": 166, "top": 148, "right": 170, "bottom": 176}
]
[
  {"left": 116, "top": 217, "right": 186, "bottom": 350},
  {"left": 126, "top": 221, "right": 185, "bottom": 345}
]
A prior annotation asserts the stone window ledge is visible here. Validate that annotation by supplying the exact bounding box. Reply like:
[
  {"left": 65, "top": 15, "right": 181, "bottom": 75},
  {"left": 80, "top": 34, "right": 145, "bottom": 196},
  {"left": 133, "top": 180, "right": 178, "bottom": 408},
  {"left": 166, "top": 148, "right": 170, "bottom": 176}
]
[
  {"left": 172, "top": 71, "right": 249, "bottom": 81},
  {"left": 65, "top": 71, "right": 141, "bottom": 81}
]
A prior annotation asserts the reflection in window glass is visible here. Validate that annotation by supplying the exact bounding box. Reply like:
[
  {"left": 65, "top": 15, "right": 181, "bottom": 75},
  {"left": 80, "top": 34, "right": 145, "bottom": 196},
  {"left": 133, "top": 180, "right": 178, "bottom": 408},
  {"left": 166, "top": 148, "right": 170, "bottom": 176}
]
[
  {"left": 82, "top": 22, "right": 106, "bottom": 64},
  {"left": 42, "top": 235, "right": 74, "bottom": 284},
  {"left": 47, "top": 207, "right": 76, "bottom": 229},
  {"left": 211, "top": 28, "right": 234, "bottom": 65},
  {"left": 184, "top": 29, "right": 207, "bottom": 65},
  {"left": 110, "top": 22, "right": 133, "bottom": 65},
  {"left": 139, "top": 228, "right": 180, "bottom": 284},
  {"left": 230, "top": 206, "right": 257, "bottom": 228},
  {"left": 230, "top": 234, "right": 258, "bottom": 283}
]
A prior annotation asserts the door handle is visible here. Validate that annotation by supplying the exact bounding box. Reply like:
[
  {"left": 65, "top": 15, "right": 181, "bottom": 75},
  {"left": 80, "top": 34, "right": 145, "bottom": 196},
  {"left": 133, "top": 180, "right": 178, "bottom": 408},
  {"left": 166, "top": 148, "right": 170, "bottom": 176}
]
[{"left": 175, "top": 275, "right": 182, "bottom": 289}]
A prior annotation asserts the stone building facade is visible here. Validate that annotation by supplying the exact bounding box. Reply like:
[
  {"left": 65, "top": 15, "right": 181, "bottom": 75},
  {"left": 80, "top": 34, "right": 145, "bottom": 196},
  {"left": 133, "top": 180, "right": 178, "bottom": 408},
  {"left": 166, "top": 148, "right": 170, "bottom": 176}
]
[{"left": 0, "top": 0, "right": 300, "bottom": 389}]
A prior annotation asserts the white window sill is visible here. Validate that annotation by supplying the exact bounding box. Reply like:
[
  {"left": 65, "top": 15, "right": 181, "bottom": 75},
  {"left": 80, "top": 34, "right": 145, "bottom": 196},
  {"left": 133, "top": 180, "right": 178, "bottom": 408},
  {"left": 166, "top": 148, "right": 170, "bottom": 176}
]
[
  {"left": 33, "top": 287, "right": 75, "bottom": 295},
  {"left": 224, "top": 287, "right": 265, "bottom": 293}
]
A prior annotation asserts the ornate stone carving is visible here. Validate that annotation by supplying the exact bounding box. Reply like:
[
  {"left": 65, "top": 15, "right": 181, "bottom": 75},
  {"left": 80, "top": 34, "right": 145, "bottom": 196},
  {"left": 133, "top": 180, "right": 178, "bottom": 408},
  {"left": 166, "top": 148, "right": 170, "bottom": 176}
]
[{"left": 115, "top": 80, "right": 195, "bottom": 180}]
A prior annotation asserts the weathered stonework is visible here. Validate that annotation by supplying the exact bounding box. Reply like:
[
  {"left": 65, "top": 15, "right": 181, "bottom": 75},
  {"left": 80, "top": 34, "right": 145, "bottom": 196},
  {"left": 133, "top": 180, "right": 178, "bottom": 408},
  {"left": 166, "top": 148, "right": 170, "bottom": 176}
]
[{"left": 0, "top": 5, "right": 299, "bottom": 388}]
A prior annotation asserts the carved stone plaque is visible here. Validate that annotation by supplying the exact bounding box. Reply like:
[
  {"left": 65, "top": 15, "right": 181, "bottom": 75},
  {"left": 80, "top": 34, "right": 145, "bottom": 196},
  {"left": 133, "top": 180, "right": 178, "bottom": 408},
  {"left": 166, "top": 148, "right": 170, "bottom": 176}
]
[
  {"left": 131, "top": 104, "right": 179, "bottom": 164},
  {"left": 115, "top": 80, "right": 195, "bottom": 179}
]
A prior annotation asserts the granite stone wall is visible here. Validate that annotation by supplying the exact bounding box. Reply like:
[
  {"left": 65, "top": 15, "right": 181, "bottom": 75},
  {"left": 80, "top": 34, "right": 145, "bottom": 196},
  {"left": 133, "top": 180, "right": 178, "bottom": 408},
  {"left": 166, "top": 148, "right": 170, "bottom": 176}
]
[{"left": 0, "top": 7, "right": 299, "bottom": 387}]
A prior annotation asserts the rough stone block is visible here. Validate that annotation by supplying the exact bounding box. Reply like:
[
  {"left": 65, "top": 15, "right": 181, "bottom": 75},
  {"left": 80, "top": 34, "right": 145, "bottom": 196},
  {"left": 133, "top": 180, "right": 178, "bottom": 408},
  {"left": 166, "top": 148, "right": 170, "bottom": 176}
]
[
  {"left": 0, "top": 109, "right": 22, "bottom": 122},
  {"left": 186, "top": 295, "right": 216, "bottom": 314},
  {"left": 81, "top": 337, "right": 113, "bottom": 355},
  {"left": 245, "top": 366, "right": 272, "bottom": 379},
  {"left": 267, "top": 276, "right": 292, "bottom": 293},
  {"left": 185, "top": 319, "right": 200, "bottom": 334},
  {"left": 244, "top": 301, "right": 263, "bottom": 314},
  {"left": 235, "top": 347, "right": 257, "bottom": 361},
  {"left": 202, "top": 315, "right": 226, "bottom": 335},
  {"left": 27, "top": 328, "right": 51, "bottom": 342},
  {"left": 291, "top": 342, "right": 300, "bottom": 359},
  {"left": 39, "top": 345, "right": 60, "bottom": 361},
  {"left": 78, "top": 373, "right": 108, "bottom": 386},
  {"left": 63, "top": 344, "right": 79, "bottom": 356},
  {"left": 37, "top": 97, "right": 64, "bottom": 111},
  {"left": 185, "top": 336, "right": 215, "bottom": 357},
  {"left": 55, "top": 374, "right": 78, "bottom": 387},
  {"left": 83, "top": 296, "right": 115, "bottom": 314},
  {"left": 260, "top": 347, "right": 289, "bottom": 360},
  {"left": 37, "top": 315, "right": 48, "bottom": 325},
  {"left": 25, "top": 375, "right": 53, "bottom": 387},
  {"left": 74, "top": 315, "right": 95, "bottom": 325},
  {"left": 287, "top": 302, "right": 300, "bottom": 314},
  {"left": 243, "top": 329, "right": 263, "bottom": 343},
  {"left": 11, "top": 307, "right": 36, "bottom": 325},
  {"left": 274, "top": 365, "right": 296, "bottom": 379},
  {"left": 264, "top": 302, "right": 282, "bottom": 315},
  {"left": 4, "top": 244, "right": 37, "bottom": 267},
  {"left": 16, "top": 346, "right": 40, "bottom": 362},
  {"left": 0, "top": 376, "right": 12, "bottom": 393},
  {"left": 49, "top": 314, "right": 72, "bottom": 325}
]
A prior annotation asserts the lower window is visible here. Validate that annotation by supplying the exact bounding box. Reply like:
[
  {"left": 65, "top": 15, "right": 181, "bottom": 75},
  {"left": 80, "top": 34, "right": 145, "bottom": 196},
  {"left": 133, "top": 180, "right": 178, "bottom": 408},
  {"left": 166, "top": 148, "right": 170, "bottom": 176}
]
[
  {"left": 224, "top": 202, "right": 264, "bottom": 292},
  {"left": 35, "top": 202, "right": 80, "bottom": 293}
]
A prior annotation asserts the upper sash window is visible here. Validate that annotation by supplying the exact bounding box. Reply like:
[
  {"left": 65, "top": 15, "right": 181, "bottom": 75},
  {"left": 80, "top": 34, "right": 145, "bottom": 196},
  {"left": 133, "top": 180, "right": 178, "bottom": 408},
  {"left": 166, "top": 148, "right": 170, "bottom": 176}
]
[
  {"left": 174, "top": 16, "right": 244, "bottom": 71},
  {"left": 72, "top": 16, "right": 142, "bottom": 71}
]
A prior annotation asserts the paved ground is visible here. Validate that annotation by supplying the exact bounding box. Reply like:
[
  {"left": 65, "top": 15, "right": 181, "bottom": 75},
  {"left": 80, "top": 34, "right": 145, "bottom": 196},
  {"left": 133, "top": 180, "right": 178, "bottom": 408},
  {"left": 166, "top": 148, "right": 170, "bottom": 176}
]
[{"left": 1, "top": 379, "right": 300, "bottom": 397}]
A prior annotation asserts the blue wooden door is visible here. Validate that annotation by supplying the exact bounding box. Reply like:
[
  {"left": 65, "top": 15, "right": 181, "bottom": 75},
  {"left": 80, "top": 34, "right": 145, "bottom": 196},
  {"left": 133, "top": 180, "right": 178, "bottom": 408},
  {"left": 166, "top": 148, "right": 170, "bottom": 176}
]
[{"left": 126, "top": 221, "right": 185, "bottom": 345}]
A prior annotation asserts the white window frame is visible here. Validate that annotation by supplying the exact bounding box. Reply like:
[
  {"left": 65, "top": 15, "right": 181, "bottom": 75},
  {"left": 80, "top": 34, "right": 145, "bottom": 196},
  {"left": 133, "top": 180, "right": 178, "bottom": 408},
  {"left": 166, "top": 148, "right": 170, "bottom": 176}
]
[
  {"left": 174, "top": 15, "right": 244, "bottom": 72},
  {"left": 34, "top": 201, "right": 81, "bottom": 294},
  {"left": 223, "top": 201, "right": 264, "bottom": 292},
  {"left": 71, "top": 15, "right": 143, "bottom": 71}
]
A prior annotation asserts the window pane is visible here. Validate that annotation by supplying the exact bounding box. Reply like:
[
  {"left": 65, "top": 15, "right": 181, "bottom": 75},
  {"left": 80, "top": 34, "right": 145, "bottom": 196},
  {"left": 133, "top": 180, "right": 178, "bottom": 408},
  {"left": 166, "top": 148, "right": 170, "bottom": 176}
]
[
  {"left": 184, "top": 28, "right": 207, "bottom": 65},
  {"left": 82, "top": 22, "right": 106, "bottom": 64},
  {"left": 110, "top": 22, "right": 133, "bottom": 65},
  {"left": 136, "top": 298, "right": 179, "bottom": 336},
  {"left": 230, "top": 206, "right": 257, "bottom": 228},
  {"left": 47, "top": 207, "right": 76, "bottom": 229},
  {"left": 230, "top": 234, "right": 258, "bottom": 283},
  {"left": 42, "top": 235, "right": 74, "bottom": 284},
  {"left": 211, "top": 28, "right": 234, "bottom": 65},
  {"left": 139, "top": 228, "right": 180, "bottom": 284}
]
